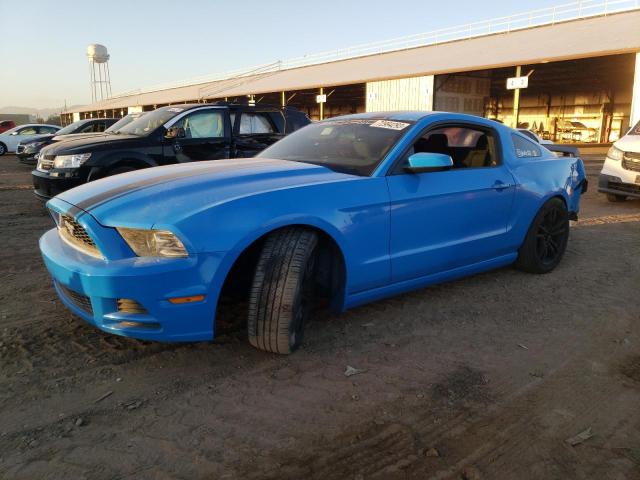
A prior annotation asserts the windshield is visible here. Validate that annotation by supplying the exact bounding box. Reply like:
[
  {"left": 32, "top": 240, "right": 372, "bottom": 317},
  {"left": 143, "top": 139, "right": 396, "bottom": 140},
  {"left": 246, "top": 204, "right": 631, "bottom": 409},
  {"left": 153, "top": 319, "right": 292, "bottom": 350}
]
[
  {"left": 257, "top": 118, "right": 413, "bottom": 175},
  {"left": 116, "top": 107, "right": 184, "bottom": 136},
  {"left": 106, "top": 112, "right": 146, "bottom": 133},
  {"left": 56, "top": 120, "right": 87, "bottom": 135}
]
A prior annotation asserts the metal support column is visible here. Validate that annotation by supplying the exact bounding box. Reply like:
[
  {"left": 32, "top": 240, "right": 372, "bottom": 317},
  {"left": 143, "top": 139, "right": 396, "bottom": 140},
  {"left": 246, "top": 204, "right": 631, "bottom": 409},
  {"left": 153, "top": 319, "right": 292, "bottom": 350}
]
[
  {"left": 512, "top": 65, "right": 521, "bottom": 128},
  {"left": 319, "top": 87, "right": 324, "bottom": 121}
]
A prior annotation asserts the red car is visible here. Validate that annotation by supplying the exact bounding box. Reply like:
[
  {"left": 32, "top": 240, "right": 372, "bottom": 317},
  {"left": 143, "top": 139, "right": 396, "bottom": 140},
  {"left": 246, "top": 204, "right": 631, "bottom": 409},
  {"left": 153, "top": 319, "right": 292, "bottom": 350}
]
[{"left": 0, "top": 120, "right": 16, "bottom": 133}]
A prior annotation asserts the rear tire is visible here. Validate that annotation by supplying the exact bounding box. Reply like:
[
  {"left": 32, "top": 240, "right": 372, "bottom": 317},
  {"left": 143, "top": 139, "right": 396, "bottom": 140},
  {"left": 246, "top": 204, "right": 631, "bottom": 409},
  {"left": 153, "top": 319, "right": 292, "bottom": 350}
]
[
  {"left": 606, "top": 193, "right": 627, "bottom": 202},
  {"left": 516, "top": 198, "right": 569, "bottom": 274},
  {"left": 0, "top": 143, "right": 6, "bottom": 156},
  {"left": 248, "top": 227, "right": 318, "bottom": 354}
]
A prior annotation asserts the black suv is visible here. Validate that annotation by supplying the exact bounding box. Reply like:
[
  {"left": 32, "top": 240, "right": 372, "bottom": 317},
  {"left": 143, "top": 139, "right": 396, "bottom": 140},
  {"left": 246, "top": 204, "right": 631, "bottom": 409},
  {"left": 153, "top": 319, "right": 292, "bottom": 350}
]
[
  {"left": 18, "top": 118, "right": 118, "bottom": 164},
  {"left": 32, "top": 104, "right": 310, "bottom": 200}
]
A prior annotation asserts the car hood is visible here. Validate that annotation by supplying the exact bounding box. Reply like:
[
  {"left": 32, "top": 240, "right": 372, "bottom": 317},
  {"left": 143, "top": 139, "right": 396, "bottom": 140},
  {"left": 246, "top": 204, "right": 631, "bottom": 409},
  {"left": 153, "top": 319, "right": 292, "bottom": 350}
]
[
  {"left": 52, "top": 132, "right": 106, "bottom": 142},
  {"left": 614, "top": 133, "right": 640, "bottom": 154},
  {"left": 53, "top": 158, "right": 357, "bottom": 228},
  {"left": 44, "top": 133, "right": 142, "bottom": 154},
  {"left": 20, "top": 134, "right": 55, "bottom": 145}
]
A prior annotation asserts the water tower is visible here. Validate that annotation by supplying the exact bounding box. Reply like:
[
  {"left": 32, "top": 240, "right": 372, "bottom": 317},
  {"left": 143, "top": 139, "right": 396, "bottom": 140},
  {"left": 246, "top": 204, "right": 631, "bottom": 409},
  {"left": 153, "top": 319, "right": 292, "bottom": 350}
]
[{"left": 87, "top": 44, "right": 112, "bottom": 102}]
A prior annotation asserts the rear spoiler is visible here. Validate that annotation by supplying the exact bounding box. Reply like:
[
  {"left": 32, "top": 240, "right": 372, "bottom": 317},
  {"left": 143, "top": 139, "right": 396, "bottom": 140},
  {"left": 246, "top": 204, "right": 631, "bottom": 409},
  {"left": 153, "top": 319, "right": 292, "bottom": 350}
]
[{"left": 544, "top": 144, "right": 580, "bottom": 157}]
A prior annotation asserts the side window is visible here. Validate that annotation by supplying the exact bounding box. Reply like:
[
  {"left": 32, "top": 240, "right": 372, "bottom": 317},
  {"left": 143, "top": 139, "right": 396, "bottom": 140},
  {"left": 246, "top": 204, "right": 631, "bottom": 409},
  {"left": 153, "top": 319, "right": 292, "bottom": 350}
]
[
  {"left": 518, "top": 129, "right": 540, "bottom": 143},
  {"left": 512, "top": 134, "right": 541, "bottom": 158},
  {"left": 239, "top": 113, "right": 275, "bottom": 135},
  {"left": 394, "top": 124, "right": 499, "bottom": 173},
  {"left": 173, "top": 110, "right": 225, "bottom": 139},
  {"left": 39, "top": 126, "right": 58, "bottom": 134},
  {"left": 79, "top": 123, "right": 96, "bottom": 133},
  {"left": 19, "top": 127, "right": 37, "bottom": 135}
]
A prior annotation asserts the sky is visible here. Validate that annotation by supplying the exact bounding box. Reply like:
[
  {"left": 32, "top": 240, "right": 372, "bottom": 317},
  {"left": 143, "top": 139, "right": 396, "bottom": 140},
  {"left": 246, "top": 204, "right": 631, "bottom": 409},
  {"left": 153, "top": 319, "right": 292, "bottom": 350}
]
[{"left": 0, "top": 0, "right": 567, "bottom": 110}]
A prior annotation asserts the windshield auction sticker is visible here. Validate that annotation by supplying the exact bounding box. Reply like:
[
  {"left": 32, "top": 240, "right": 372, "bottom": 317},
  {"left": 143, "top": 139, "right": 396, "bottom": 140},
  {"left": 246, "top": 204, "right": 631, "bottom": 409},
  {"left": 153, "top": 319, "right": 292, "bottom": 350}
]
[{"left": 370, "top": 120, "right": 410, "bottom": 130}]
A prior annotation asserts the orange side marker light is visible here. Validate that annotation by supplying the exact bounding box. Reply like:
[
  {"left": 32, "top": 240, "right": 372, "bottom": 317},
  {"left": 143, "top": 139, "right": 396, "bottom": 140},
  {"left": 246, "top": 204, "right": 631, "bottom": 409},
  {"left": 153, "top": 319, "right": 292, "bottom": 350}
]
[{"left": 168, "top": 295, "right": 205, "bottom": 304}]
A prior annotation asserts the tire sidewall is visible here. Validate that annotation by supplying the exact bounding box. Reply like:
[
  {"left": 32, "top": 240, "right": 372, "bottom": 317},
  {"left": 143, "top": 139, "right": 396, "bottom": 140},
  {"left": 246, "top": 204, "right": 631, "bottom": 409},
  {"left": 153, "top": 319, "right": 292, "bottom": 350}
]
[
  {"left": 0, "top": 143, "right": 6, "bottom": 156},
  {"left": 518, "top": 198, "right": 569, "bottom": 274}
]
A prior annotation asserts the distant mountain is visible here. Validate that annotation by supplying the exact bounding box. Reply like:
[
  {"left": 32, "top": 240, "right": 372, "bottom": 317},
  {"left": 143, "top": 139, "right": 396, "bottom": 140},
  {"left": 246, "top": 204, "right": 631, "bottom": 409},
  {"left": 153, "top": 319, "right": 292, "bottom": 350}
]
[{"left": 0, "top": 105, "right": 84, "bottom": 118}]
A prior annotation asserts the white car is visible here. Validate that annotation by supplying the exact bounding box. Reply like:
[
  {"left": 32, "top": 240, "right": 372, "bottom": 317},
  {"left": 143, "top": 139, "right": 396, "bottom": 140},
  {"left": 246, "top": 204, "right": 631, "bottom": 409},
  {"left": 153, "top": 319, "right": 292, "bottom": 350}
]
[
  {"left": 598, "top": 120, "right": 640, "bottom": 202},
  {"left": 517, "top": 128, "right": 553, "bottom": 145},
  {"left": 0, "top": 124, "right": 61, "bottom": 155}
]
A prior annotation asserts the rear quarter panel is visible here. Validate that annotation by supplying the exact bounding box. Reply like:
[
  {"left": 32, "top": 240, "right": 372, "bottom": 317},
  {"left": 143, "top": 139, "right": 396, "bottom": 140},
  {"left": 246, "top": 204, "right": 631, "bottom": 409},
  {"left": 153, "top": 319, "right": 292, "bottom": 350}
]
[{"left": 503, "top": 135, "right": 585, "bottom": 250}]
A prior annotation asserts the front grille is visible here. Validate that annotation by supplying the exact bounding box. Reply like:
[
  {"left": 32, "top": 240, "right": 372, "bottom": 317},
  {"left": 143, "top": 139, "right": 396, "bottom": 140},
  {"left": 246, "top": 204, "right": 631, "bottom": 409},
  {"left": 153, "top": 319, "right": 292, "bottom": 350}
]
[
  {"left": 622, "top": 152, "right": 640, "bottom": 172},
  {"left": 58, "top": 283, "right": 93, "bottom": 314},
  {"left": 117, "top": 298, "right": 148, "bottom": 314},
  {"left": 58, "top": 215, "right": 102, "bottom": 258},
  {"left": 608, "top": 181, "right": 640, "bottom": 195}
]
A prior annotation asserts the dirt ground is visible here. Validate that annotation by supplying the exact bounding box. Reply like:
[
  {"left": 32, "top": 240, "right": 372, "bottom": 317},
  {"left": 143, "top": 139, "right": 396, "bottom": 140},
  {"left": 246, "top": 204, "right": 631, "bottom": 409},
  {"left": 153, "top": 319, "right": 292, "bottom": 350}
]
[{"left": 1, "top": 155, "right": 639, "bottom": 480}]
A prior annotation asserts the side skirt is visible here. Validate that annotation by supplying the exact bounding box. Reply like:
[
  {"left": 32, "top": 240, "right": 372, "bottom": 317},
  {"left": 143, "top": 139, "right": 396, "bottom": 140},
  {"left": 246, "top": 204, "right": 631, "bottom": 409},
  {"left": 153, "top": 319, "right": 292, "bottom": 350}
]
[{"left": 344, "top": 253, "right": 518, "bottom": 310}]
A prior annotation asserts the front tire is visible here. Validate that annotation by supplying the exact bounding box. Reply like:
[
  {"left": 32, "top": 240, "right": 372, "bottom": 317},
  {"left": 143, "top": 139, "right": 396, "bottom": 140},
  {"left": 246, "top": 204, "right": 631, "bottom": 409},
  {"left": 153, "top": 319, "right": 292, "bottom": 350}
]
[
  {"left": 516, "top": 198, "right": 569, "bottom": 274},
  {"left": 248, "top": 227, "right": 318, "bottom": 354},
  {"left": 0, "top": 143, "right": 6, "bottom": 156},
  {"left": 606, "top": 193, "right": 627, "bottom": 202}
]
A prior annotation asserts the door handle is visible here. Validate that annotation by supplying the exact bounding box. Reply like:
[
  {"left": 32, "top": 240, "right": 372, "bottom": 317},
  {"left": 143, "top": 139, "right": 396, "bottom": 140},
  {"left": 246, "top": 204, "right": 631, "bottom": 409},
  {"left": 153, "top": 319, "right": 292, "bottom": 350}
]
[{"left": 493, "top": 180, "right": 512, "bottom": 190}]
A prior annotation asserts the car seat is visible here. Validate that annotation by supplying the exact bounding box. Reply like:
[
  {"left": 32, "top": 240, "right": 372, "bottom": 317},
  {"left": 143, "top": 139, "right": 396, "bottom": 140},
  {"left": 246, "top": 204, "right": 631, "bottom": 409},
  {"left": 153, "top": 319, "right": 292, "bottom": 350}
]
[{"left": 466, "top": 135, "right": 491, "bottom": 167}]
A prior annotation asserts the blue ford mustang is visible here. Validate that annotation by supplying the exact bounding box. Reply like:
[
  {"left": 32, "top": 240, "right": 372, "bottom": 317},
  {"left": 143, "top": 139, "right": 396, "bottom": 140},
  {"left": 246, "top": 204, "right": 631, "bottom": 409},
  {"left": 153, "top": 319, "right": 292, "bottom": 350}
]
[{"left": 40, "top": 112, "right": 587, "bottom": 354}]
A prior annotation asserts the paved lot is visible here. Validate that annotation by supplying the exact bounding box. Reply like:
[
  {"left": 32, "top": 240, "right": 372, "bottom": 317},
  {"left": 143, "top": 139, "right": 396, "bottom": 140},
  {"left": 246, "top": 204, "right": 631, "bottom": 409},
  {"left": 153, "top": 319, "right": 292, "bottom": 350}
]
[{"left": 1, "top": 155, "right": 639, "bottom": 479}]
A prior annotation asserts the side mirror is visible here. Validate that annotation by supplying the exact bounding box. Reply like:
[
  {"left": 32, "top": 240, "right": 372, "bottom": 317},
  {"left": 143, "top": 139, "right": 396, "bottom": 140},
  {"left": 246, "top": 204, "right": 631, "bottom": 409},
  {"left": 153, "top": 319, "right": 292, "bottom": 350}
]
[
  {"left": 404, "top": 152, "right": 453, "bottom": 174},
  {"left": 165, "top": 126, "right": 185, "bottom": 139},
  {"left": 10, "top": 131, "right": 18, "bottom": 136}
]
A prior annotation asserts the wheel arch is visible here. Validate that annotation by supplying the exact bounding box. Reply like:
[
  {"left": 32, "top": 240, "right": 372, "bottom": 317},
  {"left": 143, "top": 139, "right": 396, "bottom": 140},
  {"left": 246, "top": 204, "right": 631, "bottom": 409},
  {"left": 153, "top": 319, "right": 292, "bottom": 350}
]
[
  {"left": 87, "top": 152, "right": 156, "bottom": 181},
  {"left": 213, "top": 220, "right": 348, "bottom": 330}
]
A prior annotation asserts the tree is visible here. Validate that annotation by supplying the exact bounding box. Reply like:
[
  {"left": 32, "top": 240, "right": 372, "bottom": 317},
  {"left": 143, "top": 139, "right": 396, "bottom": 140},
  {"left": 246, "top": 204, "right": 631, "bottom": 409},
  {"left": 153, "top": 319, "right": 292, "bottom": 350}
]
[{"left": 45, "top": 115, "right": 61, "bottom": 126}]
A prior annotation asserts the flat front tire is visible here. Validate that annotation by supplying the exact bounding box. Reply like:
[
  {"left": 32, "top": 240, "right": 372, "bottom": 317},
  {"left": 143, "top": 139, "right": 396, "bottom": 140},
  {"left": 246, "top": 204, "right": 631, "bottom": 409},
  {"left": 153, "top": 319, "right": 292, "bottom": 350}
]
[
  {"left": 516, "top": 198, "right": 570, "bottom": 274},
  {"left": 248, "top": 227, "right": 318, "bottom": 354}
]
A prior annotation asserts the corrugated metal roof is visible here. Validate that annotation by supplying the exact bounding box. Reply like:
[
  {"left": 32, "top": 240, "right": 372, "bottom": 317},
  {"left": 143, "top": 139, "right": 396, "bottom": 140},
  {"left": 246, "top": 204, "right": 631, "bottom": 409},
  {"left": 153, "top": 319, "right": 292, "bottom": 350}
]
[{"left": 64, "top": 10, "right": 640, "bottom": 113}]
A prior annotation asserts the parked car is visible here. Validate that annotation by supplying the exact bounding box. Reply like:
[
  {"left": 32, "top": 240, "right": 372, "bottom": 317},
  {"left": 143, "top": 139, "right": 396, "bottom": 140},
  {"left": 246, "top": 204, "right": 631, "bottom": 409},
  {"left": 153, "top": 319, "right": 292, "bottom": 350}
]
[
  {"left": 517, "top": 128, "right": 553, "bottom": 145},
  {"left": 0, "top": 124, "right": 60, "bottom": 155},
  {"left": 40, "top": 112, "right": 587, "bottom": 354},
  {"left": 598, "top": 119, "right": 640, "bottom": 202},
  {"left": 32, "top": 103, "right": 310, "bottom": 200},
  {"left": 556, "top": 120, "right": 597, "bottom": 143},
  {"left": 0, "top": 120, "right": 16, "bottom": 133},
  {"left": 17, "top": 118, "right": 117, "bottom": 164}
]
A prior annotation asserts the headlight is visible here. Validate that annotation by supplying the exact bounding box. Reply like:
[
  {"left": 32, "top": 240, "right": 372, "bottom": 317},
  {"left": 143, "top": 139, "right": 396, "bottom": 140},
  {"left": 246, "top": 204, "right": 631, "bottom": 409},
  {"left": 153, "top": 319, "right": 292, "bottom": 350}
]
[
  {"left": 606, "top": 146, "right": 624, "bottom": 161},
  {"left": 53, "top": 153, "right": 91, "bottom": 169},
  {"left": 117, "top": 228, "right": 188, "bottom": 258}
]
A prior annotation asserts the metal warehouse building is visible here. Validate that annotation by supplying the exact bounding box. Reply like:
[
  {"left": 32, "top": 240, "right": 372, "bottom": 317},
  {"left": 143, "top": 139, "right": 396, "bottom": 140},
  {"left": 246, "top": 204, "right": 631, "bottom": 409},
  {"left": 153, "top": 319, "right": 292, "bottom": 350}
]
[{"left": 63, "top": 0, "right": 640, "bottom": 144}]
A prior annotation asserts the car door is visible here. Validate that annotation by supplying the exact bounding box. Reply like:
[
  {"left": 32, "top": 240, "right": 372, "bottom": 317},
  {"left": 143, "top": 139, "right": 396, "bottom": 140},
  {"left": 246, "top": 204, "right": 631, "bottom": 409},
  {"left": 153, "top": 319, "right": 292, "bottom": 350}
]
[
  {"left": 164, "top": 108, "right": 231, "bottom": 163},
  {"left": 386, "top": 123, "right": 516, "bottom": 283},
  {"left": 232, "top": 110, "right": 283, "bottom": 158}
]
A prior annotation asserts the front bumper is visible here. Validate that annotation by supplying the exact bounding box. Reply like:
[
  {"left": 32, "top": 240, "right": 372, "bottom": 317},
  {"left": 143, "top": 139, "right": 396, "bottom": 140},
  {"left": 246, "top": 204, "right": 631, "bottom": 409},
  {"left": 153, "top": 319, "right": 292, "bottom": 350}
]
[
  {"left": 17, "top": 152, "right": 38, "bottom": 164},
  {"left": 598, "top": 174, "right": 640, "bottom": 198},
  {"left": 598, "top": 156, "right": 640, "bottom": 198},
  {"left": 40, "top": 227, "right": 225, "bottom": 341},
  {"left": 32, "top": 169, "right": 85, "bottom": 201}
]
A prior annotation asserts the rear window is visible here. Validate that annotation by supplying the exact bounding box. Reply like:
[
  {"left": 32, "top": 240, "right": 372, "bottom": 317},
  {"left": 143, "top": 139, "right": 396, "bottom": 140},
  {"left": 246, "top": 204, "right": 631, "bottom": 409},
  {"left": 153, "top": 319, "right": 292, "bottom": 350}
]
[{"left": 512, "top": 134, "right": 541, "bottom": 158}]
